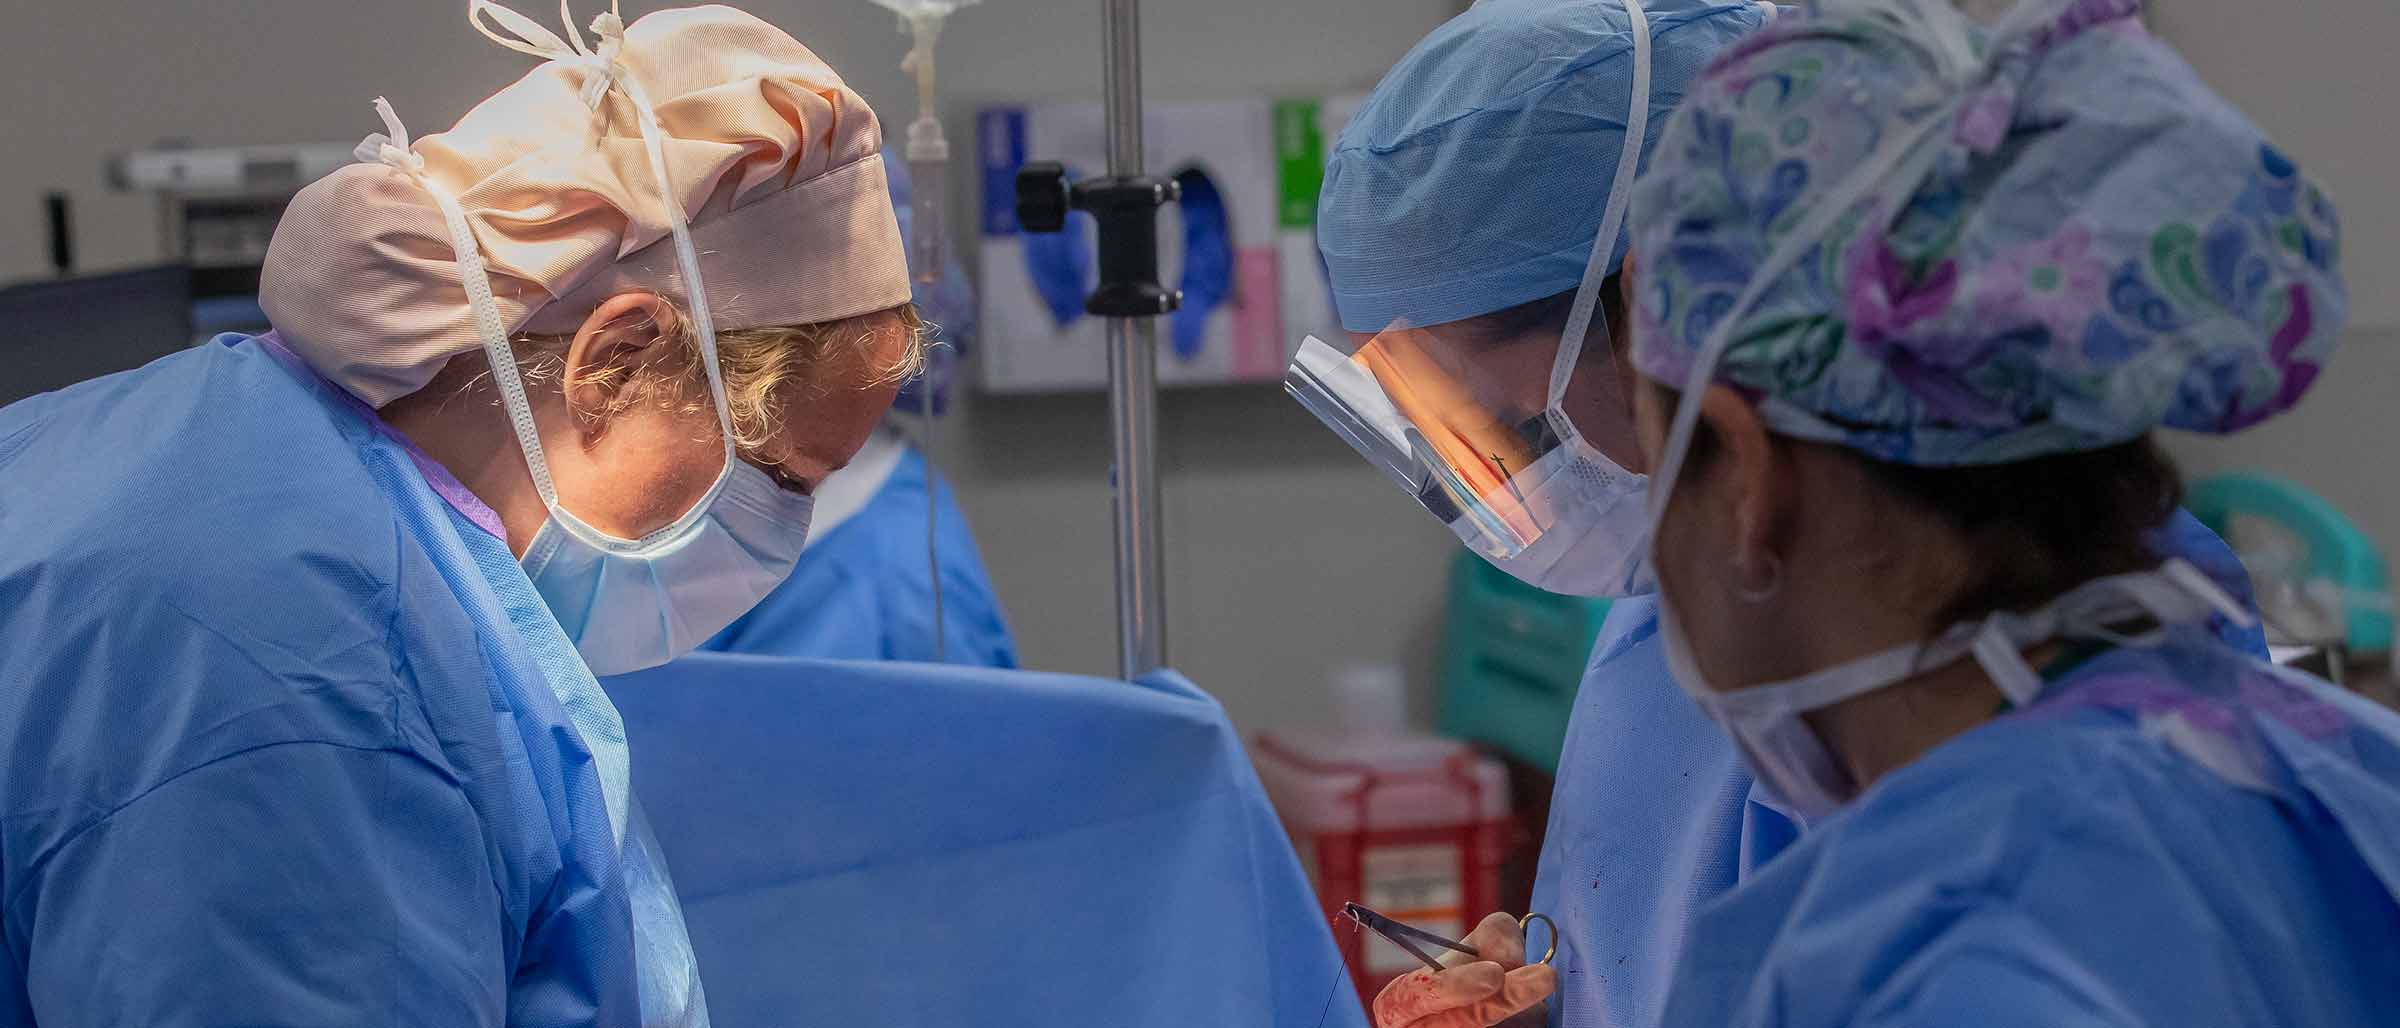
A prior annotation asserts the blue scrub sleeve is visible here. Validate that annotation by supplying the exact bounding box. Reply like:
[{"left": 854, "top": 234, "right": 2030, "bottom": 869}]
[{"left": 13, "top": 743, "right": 509, "bottom": 1026}]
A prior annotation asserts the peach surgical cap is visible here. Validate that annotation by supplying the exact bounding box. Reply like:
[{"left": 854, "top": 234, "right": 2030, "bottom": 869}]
[{"left": 262, "top": 1, "right": 911, "bottom": 407}]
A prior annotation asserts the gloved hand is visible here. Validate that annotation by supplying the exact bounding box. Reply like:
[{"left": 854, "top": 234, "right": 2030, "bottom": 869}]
[{"left": 1370, "top": 912, "right": 1554, "bottom": 1028}]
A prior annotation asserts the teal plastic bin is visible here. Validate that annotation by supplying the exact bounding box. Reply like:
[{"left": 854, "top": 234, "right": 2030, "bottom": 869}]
[
  {"left": 1436, "top": 548, "right": 1613, "bottom": 774},
  {"left": 2187, "top": 473, "right": 2391, "bottom": 655}
]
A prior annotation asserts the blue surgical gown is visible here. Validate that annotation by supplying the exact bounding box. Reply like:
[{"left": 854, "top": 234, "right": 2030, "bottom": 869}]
[
  {"left": 1529, "top": 511, "right": 2269, "bottom": 1028},
  {"left": 699, "top": 445, "right": 1017, "bottom": 667},
  {"left": 0, "top": 336, "right": 659, "bottom": 1026},
  {"left": 1659, "top": 624, "right": 2400, "bottom": 1026}
]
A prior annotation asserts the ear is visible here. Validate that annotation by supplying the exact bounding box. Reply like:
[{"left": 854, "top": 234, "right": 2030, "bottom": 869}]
[
  {"left": 561, "top": 292, "right": 679, "bottom": 440},
  {"left": 1695, "top": 384, "right": 1792, "bottom": 598}
]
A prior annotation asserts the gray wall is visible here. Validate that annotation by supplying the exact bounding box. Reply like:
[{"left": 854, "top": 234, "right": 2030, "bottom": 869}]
[{"left": 4, "top": 0, "right": 2391, "bottom": 734}]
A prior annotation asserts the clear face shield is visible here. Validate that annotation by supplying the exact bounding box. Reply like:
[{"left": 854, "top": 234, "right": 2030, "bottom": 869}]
[
  {"left": 1285, "top": 0, "right": 1656, "bottom": 597},
  {"left": 1287, "top": 305, "right": 1642, "bottom": 562}
]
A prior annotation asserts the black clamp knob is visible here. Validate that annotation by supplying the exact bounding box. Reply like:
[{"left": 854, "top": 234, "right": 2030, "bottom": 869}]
[
  {"left": 1012, "top": 162, "right": 1183, "bottom": 320},
  {"left": 1014, "top": 162, "right": 1072, "bottom": 235}
]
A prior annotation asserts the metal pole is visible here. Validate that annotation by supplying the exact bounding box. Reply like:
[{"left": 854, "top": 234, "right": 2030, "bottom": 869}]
[{"left": 1101, "top": 0, "right": 1167, "bottom": 679}]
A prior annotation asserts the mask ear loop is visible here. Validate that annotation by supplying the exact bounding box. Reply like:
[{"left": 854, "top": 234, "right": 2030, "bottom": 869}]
[
  {"left": 1972, "top": 618, "right": 2046, "bottom": 707},
  {"left": 455, "top": 0, "right": 741, "bottom": 551},
  {"left": 610, "top": 61, "right": 738, "bottom": 472},
  {"left": 1542, "top": 0, "right": 1651, "bottom": 465},
  {"left": 1967, "top": 558, "right": 2258, "bottom": 709},
  {"left": 355, "top": 98, "right": 555, "bottom": 510},
  {"left": 2160, "top": 557, "right": 2258, "bottom": 628}
]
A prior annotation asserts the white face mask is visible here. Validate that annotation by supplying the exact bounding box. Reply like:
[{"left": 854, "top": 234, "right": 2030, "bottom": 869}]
[
  {"left": 356, "top": 41, "right": 815, "bottom": 676},
  {"left": 1656, "top": 560, "right": 2250, "bottom": 817},
  {"left": 1474, "top": 440, "right": 1655, "bottom": 597}
]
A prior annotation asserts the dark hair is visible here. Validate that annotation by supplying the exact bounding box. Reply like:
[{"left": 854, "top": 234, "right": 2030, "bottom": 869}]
[
  {"left": 1863, "top": 439, "right": 2182, "bottom": 625},
  {"left": 1672, "top": 389, "right": 2181, "bottom": 627},
  {"left": 1458, "top": 275, "right": 1629, "bottom": 356}
]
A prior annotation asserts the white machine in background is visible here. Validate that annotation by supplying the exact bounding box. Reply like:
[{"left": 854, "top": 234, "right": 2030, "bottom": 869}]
[
  {"left": 111, "top": 143, "right": 357, "bottom": 194},
  {"left": 106, "top": 141, "right": 353, "bottom": 310}
]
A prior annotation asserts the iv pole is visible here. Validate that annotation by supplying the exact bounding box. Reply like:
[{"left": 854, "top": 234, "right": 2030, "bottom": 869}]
[
  {"left": 1016, "top": 0, "right": 1175, "bottom": 680},
  {"left": 1099, "top": 0, "right": 1166, "bottom": 680}
]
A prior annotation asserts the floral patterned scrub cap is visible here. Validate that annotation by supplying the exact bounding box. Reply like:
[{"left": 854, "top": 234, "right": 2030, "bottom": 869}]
[{"left": 1627, "top": 0, "right": 2345, "bottom": 466}]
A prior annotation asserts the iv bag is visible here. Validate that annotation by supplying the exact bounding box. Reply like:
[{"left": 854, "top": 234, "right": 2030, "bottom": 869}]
[{"left": 868, "top": 0, "right": 983, "bottom": 284}]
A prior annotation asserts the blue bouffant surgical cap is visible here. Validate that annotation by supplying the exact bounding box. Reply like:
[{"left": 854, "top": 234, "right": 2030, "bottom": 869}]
[{"left": 1317, "top": 0, "right": 1772, "bottom": 333}]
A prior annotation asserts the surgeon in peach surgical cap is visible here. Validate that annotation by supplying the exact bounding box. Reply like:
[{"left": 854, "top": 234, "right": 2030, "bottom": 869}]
[{"left": 0, "top": 3, "right": 919, "bottom": 1024}]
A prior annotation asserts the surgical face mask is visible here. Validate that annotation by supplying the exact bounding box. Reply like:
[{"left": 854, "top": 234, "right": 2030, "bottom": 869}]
[
  {"left": 1636, "top": 0, "right": 2235, "bottom": 815},
  {"left": 355, "top": 40, "right": 814, "bottom": 675},
  {"left": 522, "top": 463, "right": 814, "bottom": 676},
  {"left": 1285, "top": 0, "right": 1657, "bottom": 598},
  {"left": 1475, "top": 442, "right": 1655, "bottom": 596},
  {"left": 1654, "top": 559, "right": 2249, "bottom": 818}
]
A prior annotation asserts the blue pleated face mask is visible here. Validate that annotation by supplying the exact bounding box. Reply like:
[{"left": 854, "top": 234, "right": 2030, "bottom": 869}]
[
  {"left": 521, "top": 461, "right": 815, "bottom": 676},
  {"left": 355, "top": 82, "right": 816, "bottom": 676}
]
